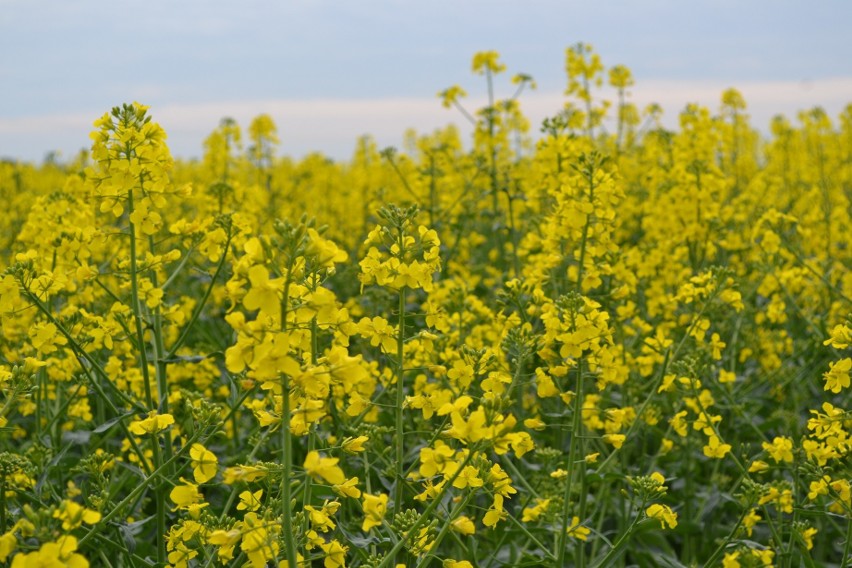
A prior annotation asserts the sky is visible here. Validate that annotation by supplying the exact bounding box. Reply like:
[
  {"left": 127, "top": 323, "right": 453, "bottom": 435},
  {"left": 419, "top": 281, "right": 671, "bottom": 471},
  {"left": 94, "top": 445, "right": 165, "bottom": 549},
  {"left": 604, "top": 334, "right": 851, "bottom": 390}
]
[{"left": 1, "top": 0, "right": 851, "bottom": 163}]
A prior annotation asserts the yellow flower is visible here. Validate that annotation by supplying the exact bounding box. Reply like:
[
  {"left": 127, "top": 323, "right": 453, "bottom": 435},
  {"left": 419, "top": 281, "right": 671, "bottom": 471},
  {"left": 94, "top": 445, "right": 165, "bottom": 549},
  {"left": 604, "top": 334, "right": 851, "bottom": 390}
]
[
  {"left": 320, "top": 539, "right": 347, "bottom": 568},
  {"left": 304, "top": 451, "right": 346, "bottom": 485},
  {"left": 451, "top": 465, "right": 484, "bottom": 489},
  {"left": 419, "top": 441, "right": 456, "bottom": 478},
  {"left": 237, "top": 489, "right": 263, "bottom": 512},
  {"left": 646, "top": 504, "right": 678, "bottom": 529},
  {"left": 222, "top": 464, "right": 268, "bottom": 484},
  {"left": 170, "top": 479, "right": 205, "bottom": 509},
  {"left": 0, "top": 532, "right": 17, "bottom": 562},
  {"left": 602, "top": 433, "right": 625, "bottom": 449},
  {"left": 361, "top": 493, "right": 388, "bottom": 532},
  {"left": 128, "top": 411, "right": 175, "bottom": 436},
  {"left": 207, "top": 529, "right": 240, "bottom": 563},
  {"left": 30, "top": 322, "right": 69, "bottom": 355},
  {"left": 341, "top": 436, "right": 369, "bottom": 453},
  {"left": 444, "top": 410, "right": 487, "bottom": 444},
  {"left": 240, "top": 512, "right": 279, "bottom": 568},
  {"left": 189, "top": 443, "right": 218, "bottom": 483},
  {"left": 305, "top": 504, "right": 337, "bottom": 533},
  {"left": 718, "top": 369, "right": 736, "bottom": 384},
  {"left": 824, "top": 324, "right": 852, "bottom": 349},
  {"left": 566, "top": 516, "right": 590, "bottom": 541},
  {"left": 483, "top": 494, "right": 507, "bottom": 528},
  {"left": 129, "top": 198, "right": 161, "bottom": 235},
  {"left": 742, "top": 508, "right": 761, "bottom": 537},
  {"left": 703, "top": 435, "right": 731, "bottom": 459},
  {"left": 759, "top": 486, "right": 793, "bottom": 513},
  {"left": 472, "top": 50, "right": 507, "bottom": 75},
  {"left": 722, "top": 551, "right": 740, "bottom": 568},
  {"left": 451, "top": 515, "right": 476, "bottom": 535},
  {"left": 53, "top": 500, "right": 101, "bottom": 531},
  {"left": 709, "top": 333, "right": 726, "bottom": 360},
  {"left": 823, "top": 358, "right": 851, "bottom": 393},
  {"left": 669, "top": 411, "right": 689, "bottom": 437},
  {"left": 11, "top": 535, "right": 88, "bottom": 568},
  {"left": 800, "top": 526, "right": 817, "bottom": 550},
  {"left": 439, "top": 85, "right": 467, "bottom": 109},
  {"left": 808, "top": 476, "right": 830, "bottom": 500},
  {"left": 168, "top": 543, "right": 198, "bottom": 568},
  {"left": 443, "top": 561, "right": 474, "bottom": 568},
  {"left": 242, "top": 264, "right": 284, "bottom": 315},
  {"left": 332, "top": 477, "right": 362, "bottom": 499},
  {"left": 357, "top": 316, "right": 397, "bottom": 353},
  {"left": 521, "top": 498, "right": 551, "bottom": 523},
  {"left": 762, "top": 436, "right": 794, "bottom": 463}
]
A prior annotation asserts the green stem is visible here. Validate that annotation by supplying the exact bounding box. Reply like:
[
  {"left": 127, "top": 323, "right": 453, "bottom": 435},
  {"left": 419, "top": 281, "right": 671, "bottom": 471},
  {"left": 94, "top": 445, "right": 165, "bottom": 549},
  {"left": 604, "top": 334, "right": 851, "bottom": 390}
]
[
  {"left": 22, "top": 286, "right": 145, "bottom": 413},
  {"left": 127, "top": 189, "right": 166, "bottom": 564},
  {"left": 77, "top": 428, "right": 202, "bottom": 550},
  {"left": 279, "top": 267, "right": 298, "bottom": 567},
  {"left": 591, "top": 506, "right": 642, "bottom": 568},
  {"left": 0, "top": 474, "right": 6, "bottom": 533},
  {"left": 393, "top": 284, "right": 407, "bottom": 521},
  {"left": 842, "top": 515, "right": 852, "bottom": 568},
  {"left": 148, "top": 235, "right": 173, "bottom": 471},
  {"left": 557, "top": 358, "right": 586, "bottom": 567},
  {"left": 127, "top": 190, "right": 155, "bottom": 410},
  {"left": 376, "top": 451, "right": 474, "bottom": 568},
  {"left": 166, "top": 229, "right": 232, "bottom": 359},
  {"left": 701, "top": 501, "right": 753, "bottom": 568},
  {"left": 415, "top": 491, "right": 475, "bottom": 568},
  {"left": 301, "top": 313, "right": 319, "bottom": 531},
  {"left": 503, "top": 507, "right": 557, "bottom": 562},
  {"left": 215, "top": 427, "right": 273, "bottom": 527},
  {"left": 595, "top": 350, "right": 670, "bottom": 474},
  {"left": 160, "top": 240, "right": 198, "bottom": 291}
]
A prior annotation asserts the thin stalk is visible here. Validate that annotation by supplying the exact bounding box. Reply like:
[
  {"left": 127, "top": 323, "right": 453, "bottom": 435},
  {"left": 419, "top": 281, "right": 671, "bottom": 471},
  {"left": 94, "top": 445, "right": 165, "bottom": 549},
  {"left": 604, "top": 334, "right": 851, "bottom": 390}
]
[
  {"left": 393, "top": 283, "right": 407, "bottom": 519},
  {"left": 415, "top": 491, "right": 475, "bottom": 568},
  {"left": 22, "top": 287, "right": 144, "bottom": 411},
  {"left": 127, "top": 188, "right": 165, "bottom": 564},
  {"left": 148, "top": 235, "right": 173, "bottom": 469},
  {"left": 575, "top": 157, "right": 596, "bottom": 291},
  {"left": 701, "top": 502, "right": 753, "bottom": 568},
  {"left": 594, "top": 350, "right": 670, "bottom": 474},
  {"left": 376, "top": 451, "right": 474, "bottom": 568},
  {"left": 503, "top": 507, "right": 557, "bottom": 562},
  {"left": 485, "top": 69, "right": 504, "bottom": 268},
  {"left": 301, "top": 312, "right": 319, "bottom": 530},
  {"left": 279, "top": 267, "right": 298, "bottom": 568},
  {"left": 842, "top": 515, "right": 852, "bottom": 568},
  {"left": 591, "top": 504, "right": 643, "bottom": 568},
  {"left": 215, "top": 427, "right": 273, "bottom": 527},
  {"left": 159, "top": 240, "right": 197, "bottom": 291},
  {"left": 127, "top": 190, "right": 155, "bottom": 410},
  {"left": 0, "top": 474, "right": 6, "bottom": 533},
  {"left": 556, "top": 359, "right": 586, "bottom": 567},
  {"left": 77, "top": 428, "right": 203, "bottom": 549},
  {"left": 166, "top": 229, "right": 232, "bottom": 359}
]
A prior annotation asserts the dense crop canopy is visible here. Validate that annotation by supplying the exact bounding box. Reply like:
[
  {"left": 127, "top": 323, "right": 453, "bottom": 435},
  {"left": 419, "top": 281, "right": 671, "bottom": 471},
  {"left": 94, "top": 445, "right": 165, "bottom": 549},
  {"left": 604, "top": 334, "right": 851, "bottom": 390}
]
[{"left": 0, "top": 47, "right": 851, "bottom": 567}]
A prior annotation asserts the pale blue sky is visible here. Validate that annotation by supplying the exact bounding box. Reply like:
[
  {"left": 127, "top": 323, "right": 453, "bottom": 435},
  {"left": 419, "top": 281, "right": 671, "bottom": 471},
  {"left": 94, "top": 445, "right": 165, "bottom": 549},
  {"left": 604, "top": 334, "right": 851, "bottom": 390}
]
[{"left": 2, "top": 0, "right": 851, "bottom": 161}]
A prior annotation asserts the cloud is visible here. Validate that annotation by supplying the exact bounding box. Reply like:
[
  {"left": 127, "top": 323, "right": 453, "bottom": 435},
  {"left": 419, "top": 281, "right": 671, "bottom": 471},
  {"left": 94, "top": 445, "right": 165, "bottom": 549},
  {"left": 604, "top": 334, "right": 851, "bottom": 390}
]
[{"left": 1, "top": 77, "right": 851, "bottom": 162}]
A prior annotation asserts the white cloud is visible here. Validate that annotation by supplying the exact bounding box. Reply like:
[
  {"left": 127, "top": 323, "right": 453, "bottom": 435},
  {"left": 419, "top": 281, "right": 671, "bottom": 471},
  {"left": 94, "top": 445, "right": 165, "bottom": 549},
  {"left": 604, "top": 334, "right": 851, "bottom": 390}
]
[{"left": 2, "top": 77, "right": 851, "bottom": 162}]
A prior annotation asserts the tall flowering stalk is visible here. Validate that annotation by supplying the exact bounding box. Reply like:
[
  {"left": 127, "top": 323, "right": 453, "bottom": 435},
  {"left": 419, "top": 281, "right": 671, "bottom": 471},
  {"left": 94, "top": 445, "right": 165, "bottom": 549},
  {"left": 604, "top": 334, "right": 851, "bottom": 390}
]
[{"left": 358, "top": 204, "right": 441, "bottom": 523}]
